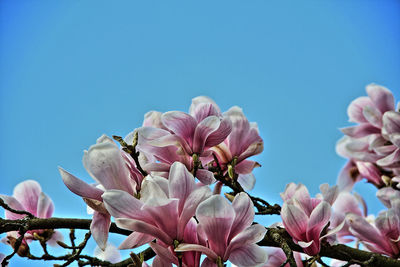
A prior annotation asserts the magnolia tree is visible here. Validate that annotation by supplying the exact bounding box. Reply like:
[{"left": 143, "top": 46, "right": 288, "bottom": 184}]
[{"left": 1, "top": 85, "right": 400, "bottom": 267}]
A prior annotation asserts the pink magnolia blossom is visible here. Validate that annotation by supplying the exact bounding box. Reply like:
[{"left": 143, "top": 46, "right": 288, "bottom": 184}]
[
  {"left": 344, "top": 187, "right": 400, "bottom": 258},
  {"left": 280, "top": 183, "right": 343, "bottom": 256},
  {"left": 0, "top": 180, "right": 63, "bottom": 255},
  {"left": 175, "top": 193, "right": 267, "bottom": 267},
  {"left": 337, "top": 84, "right": 400, "bottom": 190},
  {"left": 59, "top": 135, "right": 143, "bottom": 249},
  {"left": 211, "top": 106, "right": 263, "bottom": 191},
  {"left": 136, "top": 96, "right": 231, "bottom": 185},
  {"left": 102, "top": 162, "right": 211, "bottom": 266}
]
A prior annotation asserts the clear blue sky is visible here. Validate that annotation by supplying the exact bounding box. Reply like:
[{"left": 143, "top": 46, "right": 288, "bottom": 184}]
[{"left": 1, "top": 1, "right": 399, "bottom": 266}]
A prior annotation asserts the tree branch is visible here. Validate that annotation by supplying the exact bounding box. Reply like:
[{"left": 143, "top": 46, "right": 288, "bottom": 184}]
[{"left": 259, "top": 227, "right": 400, "bottom": 267}]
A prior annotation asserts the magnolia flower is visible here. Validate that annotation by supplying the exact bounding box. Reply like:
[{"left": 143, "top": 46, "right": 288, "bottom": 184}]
[
  {"left": 345, "top": 187, "right": 400, "bottom": 258},
  {"left": 280, "top": 183, "right": 343, "bottom": 256},
  {"left": 0, "top": 180, "right": 63, "bottom": 255},
  {"left": 337, "top": 84, "right": 400, "bottom": 190},
  {"left": 102, "top": 162, "right": 211, "bottom": 259},
  {"left": 136, "top": 96, "right": 231, "bottom": 185},
  {"left": 176, "top": 193, "right": 267, "bottom": 267},
  {"left": 59, "top": 135, "right": 143, "bottom": 249},
  {"left": 211, "top": 106, "right": 263, "bottom": 191}
]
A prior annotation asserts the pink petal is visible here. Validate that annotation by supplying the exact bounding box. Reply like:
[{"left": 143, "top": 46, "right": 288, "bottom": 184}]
[
  {"left": 83, "top": 136, "right": 135, "bottom": 194},
  {"left": 47, "top": 230, "right": 64, "bottom": 247},
  {"left": 94, "top": 242, "right": 121, "bottom": 263},
  {"left": 178, "top": 186, "right": 211, "bottom": 240},
  {"left": 116, "top": 218, "right": 173, "bottom": 245},
  {"left": 168, "top": 162, "right": 195, "bottom": 213},
  {"left": 376, "top": 148, "right": 400, "bottom": 167},
  {"left": 13, "top": 180, "right": 42, "bottom": 215},
  {"left": 362, "top": 105, "right": 382, "bottom": 128},
  {"left": 336, "top": 161, "right": 361, "bottom": 192},
  {"left": 319, "top": 184, "right": 338, "bottom": 205},
  {"left": 306, "top": 201, "right": 331, "bottom": 243},
  {"left": 340, "top": 124, "right": 380, "bottom": 138},
  {"left": 346, "top": 213, "right": 392, "bottom": 254},
  {"left": 229, "top": 244, "right": 268, "bottom": 267},
  {"left": 161, "top": 111, "right": 197, "bottom": 145},
  {"left": 189, "top": 96, "right": 221, "bottom": 122},
  {"left": 59, "top": 167, "right": 103, "bottom": 201},
  {"left": 227, "top": 224, "right": 266, "bottom": 256},
  {"left": 175, "top": 243, "right": 218, "bottom": 261},
  {"left": 143, "top": 111, "right": 165, "bottom": 129},
  {"left": 375, "top": 209, "right": 400, "bottom": 241},
  {"left": 229, "top": 193, "right": 254, "bottom": 239},
  {"left": 205, "top": 117, "right": 232, "bottom": 149},
  {"left": 235, "top": 160, "right": 258, "bottom": 174},
  {"left": 355, "top": 161, "right": 383, "bottom": 186},
  {"left": 102, "top": 190, "right": 146, "bottom": 220},
  {"left": 347, "top": 96, "right": 373, "bottom": 123},
  {"left": 149, "top": 242, "right": 178, "bottom": 265},
  {"left": 237, "top": 173, "right": 256, "bottom": 191},
  {"left": 201, "top": 257, "right": 216, "bottom": 267},
  {"left": 383, "top": 111, "right": 400, "bottom": 133},
  {"left": 193, "top": 116, "right": 221, "bottom": 153},
  {"left": 0, "top": 195, "right": 25, "bottom": 219},
  {"left": 36, "top": 192, "right": 54, "bottom": 218},
  {"left": 281, "top": 202, "right": 308, "bottom": 242},
  {"left": 119, "top": 232, "right": 154, "bottom": 249},
  {"left": 91, "top": 211, "right": 111, "bottom": 250},
  {"left": 152, "top": 255, "right": 174, "bottom": 267},
  {"left": 237, "top": 143, "right": 264, "bottom": 165},
  {"left": 366, "top": 84, "right": 395, "bottom": 113},
  {"left": 195, "top": 169, "right": 216, "bottom": 185},
  {"left": 196, "top": 195, "right": 235, "bottom": 256},
  {"left": 141, "top": 200, "right": 179, "bottom": 240}
]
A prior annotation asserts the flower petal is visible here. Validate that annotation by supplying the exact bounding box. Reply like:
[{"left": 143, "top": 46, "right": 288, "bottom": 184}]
[
  {"left": 229, "top": 193, "right": 254, "bottom": 239},
  {"left": 281, "top": 202, "right": 308, "bottom": 241},
  {"left": 168, "top": 162, "right": 195, "bottom": 213},
  {"left": 193, "top": 116, "right": 221, "bottom": 153},
  {"left": 366, "top": 84, "right": 395, "bottom": 113},
  {"left": 196, "top": 195, "right": 235, "bottom": 256},
  {"left": 175, "top": 243, "right": 218, "bottom": 261},
  {"left": 13, "top": 180, "right": 42, "bottom": 215},
  {"left": 229, "top": 243, "right": 268, "bottom": 267},
  {"left": 83, "top": 136, "right": 135, "bottom": 194},
  {"left": 161, "top": 111, "right": 197, "bottom": 145},
  {"left": 59, "top": 167, "right": 104, "bottom": 201},
  {"left": 237, "top": 173, "right": 256, "bottom": 191},
  {"left": 119, "top": 232, "right": 154, "bottom": 249},
  {"left": 116, "top": 218, "right": 173, "bottom": 245},
  {"left": 91, "top": 211, "right": 111, "bottom": 250},
  {"left": 196, "top": 169, "right": 216, "bottom": 185},
  {"left": 36, "top": 192, "right": 54, "bottom": 218},
  {"left": 227, "top": 224, "right": 266, "bottom": 255}
]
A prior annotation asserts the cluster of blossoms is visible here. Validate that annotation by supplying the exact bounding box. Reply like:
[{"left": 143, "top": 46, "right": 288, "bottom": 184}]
[
  {"left": 58, "top": 97, "right": 266, "bottom": 267},
  {"left": 1, "top": 85, "right": 400, "bottom": 267}
]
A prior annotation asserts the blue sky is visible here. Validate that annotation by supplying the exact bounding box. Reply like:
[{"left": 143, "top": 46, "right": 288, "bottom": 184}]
[{"left": 1, "top": 1, "right": 399, "bottom": 266}]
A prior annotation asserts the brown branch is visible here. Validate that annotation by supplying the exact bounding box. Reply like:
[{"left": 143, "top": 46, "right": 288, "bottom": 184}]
[
  {"left": 259, "top": 227, "right": 400, "bottom": 267},
  {"left": 113, "top": 134, "right": 148, "bottom": 177},
  {"left": 0, "top": 217, "right": 131, "bottom": 236},
  {"left": 0, "top": 197, "right": 34, "bottom": 218}
]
